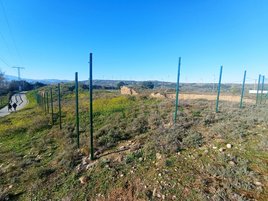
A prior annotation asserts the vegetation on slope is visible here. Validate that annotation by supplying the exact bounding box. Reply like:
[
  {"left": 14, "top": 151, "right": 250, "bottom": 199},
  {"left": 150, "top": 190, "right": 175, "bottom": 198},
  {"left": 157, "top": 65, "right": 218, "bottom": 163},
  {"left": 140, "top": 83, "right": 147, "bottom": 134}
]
[{"left": 0, "top": 86, "right": 267, "bottom": 201}]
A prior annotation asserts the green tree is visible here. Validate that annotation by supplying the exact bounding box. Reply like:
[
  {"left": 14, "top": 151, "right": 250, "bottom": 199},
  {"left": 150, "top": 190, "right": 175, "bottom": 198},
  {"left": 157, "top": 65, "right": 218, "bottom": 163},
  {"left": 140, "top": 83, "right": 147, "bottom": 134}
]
[
  {"left": 117, "top": 81, "right": 126, "bottom": 89},
  {"left": 141, "top": 81, "right": 154, "bottom": 89}
]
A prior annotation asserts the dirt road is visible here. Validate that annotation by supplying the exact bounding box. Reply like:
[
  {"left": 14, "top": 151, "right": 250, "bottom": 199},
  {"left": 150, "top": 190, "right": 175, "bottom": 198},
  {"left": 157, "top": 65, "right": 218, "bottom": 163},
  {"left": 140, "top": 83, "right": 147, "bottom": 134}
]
[
  {"left": 0, "top": 92, "right": 28, "bottom": 117},
  {"left": 166, "top": 93, "right": 255, "bottom": 103}
]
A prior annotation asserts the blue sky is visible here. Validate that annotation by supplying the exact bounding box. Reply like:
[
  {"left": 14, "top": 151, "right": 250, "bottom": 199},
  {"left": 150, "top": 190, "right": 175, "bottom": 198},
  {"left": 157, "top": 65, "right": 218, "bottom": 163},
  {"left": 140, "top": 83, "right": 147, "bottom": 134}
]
[{"left": 0, "top": 0, "right": 267, "bottom": 83}]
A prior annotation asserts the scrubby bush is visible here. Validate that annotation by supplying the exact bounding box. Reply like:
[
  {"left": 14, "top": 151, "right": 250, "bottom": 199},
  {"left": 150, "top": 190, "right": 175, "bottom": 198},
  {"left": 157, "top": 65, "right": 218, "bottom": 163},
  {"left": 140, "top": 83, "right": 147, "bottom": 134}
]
[{"left": 182, "top": 131, "right": 203, "bottom": 148}]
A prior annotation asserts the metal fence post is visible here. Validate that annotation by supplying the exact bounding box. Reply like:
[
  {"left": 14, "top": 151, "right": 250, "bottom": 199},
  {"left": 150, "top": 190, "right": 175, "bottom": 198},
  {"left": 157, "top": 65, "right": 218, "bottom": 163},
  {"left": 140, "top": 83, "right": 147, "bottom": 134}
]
[
  {"left": 89, "top": 53, "right": 94, "bottom": 160},
  {"left": 174, "top": 57, "right": 181, "bottom": 123},
  {"left": 58, "top": 83, "right": 62, "bottom": 129},
  {"left": 50, "top": 88, "right": 54, "bottom": 125},
  {"left": 44, "top": 92, "right": 47, "bottom": 113},
  {"left": 260, "top": 75, "right": 265, "bottom": 104},
  {"left": 75, "top": 72, "right": 80, "bottom": 148},
  {"left": 256, "top": 74, "right": 261, "bottom": 104},
  {"left": 216, "top": 66, "right": 223, "bottom": 113},
  {"left": 46, "top": 92, "right": 49, "bottom": 113},
  {"left": 240, "top": 70, "right": 247, "bottom": 108}
]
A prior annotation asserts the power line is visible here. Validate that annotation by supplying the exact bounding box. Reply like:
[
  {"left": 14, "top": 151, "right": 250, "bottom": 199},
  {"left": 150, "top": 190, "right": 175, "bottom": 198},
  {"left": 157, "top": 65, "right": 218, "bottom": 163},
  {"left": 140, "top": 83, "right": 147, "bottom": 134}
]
[
  {"left": 0, "top": 30, "right": 13, "bottom": 59},
  {"left": 0, "top": 56, "right": 10, "bottom": 67},
  {"left": 0, "top": 0, "right": 23, "bottom": 65}
]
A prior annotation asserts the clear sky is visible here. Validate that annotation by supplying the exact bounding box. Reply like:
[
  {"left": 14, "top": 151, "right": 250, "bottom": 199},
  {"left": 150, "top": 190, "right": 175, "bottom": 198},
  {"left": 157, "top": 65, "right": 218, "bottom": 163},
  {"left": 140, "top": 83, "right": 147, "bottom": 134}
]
[{"left": 0, "top": 0, "right": 267, "bottom": 83}]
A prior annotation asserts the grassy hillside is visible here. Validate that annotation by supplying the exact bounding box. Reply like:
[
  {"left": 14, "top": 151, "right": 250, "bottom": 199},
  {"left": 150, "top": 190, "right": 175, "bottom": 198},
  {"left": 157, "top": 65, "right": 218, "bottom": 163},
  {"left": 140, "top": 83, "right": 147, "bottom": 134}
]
[{"left": 0, "top": 87, "right": 267, "bottom": 200}]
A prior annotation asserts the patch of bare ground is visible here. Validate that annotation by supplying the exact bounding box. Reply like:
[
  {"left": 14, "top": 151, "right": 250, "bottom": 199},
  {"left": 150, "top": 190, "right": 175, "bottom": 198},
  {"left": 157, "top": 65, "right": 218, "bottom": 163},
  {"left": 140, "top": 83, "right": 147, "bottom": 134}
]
[{"left": 167, "top": 93, "right": 254, "bottom": 103}]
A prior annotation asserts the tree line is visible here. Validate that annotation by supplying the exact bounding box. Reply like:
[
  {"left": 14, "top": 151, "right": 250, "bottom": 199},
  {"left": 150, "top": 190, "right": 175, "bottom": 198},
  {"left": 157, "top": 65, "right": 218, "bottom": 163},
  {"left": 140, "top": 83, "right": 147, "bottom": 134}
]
[{"left": 0, "top": 70, "right": 46, "bottom": 96}]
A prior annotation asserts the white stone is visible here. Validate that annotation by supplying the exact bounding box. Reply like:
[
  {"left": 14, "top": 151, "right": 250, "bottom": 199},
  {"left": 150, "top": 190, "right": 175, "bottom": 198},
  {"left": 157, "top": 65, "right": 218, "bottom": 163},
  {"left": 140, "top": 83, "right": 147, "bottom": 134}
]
[{"left": 156, "top": 153, "right": 162, "bottom": 160}]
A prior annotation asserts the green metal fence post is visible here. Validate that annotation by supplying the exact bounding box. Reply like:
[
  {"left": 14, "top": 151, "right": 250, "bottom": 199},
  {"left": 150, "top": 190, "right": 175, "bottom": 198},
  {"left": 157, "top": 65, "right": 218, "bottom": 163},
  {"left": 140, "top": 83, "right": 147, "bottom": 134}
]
[
  {"left": 44, "top": 92, "right": 47, "bottom": 113},
  {"left": 46, "top": 92, "right": 49, "bottom": 114},
  {"left": 260, "top": 75, "right": 265, "bottom": 104},
  {"left": 50, "top": 88, "right": 54, "bottom": 125},
  {"left": 75, "top": 72, "right": 80, "bottom": 148},
  {"left": 240, "top": 70, "right": 247, "bottom": 108},
  {"left": 174, "top": 57, "right": 181, "bottom": 123},
  {"left": 256, "top": 74, "right": 261, "bottom": 104},
  {"left": 216, "top": 66, "right": 223, "bottom": 113},
  {"left": 89, "top": 53, "right": 94, "bottom": 160},
  {"left": 58, "top": 83, "right": 62, "bottom": 129},
  {"left": 46, "top": 92, "right": 49, "bottom": 113},
  {"left": 42, "top": 93, "right": 45, "bottom": 111}
]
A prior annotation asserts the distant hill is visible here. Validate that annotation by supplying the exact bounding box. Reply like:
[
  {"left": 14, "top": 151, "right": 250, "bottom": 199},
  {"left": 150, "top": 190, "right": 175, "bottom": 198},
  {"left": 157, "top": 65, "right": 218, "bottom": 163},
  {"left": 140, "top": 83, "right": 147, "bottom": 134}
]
[
  {"left": 4, "top": 75, "right": 70, "bottom": 84},
  {"left": 4, "top": 75, "right": 258, "bottom": 93}
]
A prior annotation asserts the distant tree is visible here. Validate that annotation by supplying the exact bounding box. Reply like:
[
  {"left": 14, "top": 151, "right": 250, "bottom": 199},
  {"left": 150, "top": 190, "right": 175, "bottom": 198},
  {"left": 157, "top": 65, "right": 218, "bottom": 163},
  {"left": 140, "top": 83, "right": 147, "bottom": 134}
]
[
  {"left": 141, "top": 81, "right": 154, "bottom": 89},
  {"left": 0, "top": 70, "right": 5, "bottom": 88},
  {"left": 33, "top": 82, "right": 46, "bottom": 89},
  {"left": 0, "top": 70, "right": 9, "bottom": 95},
  {"left": 8, "top": 80, "right": 34, "bottom": 91},
  {"left": 117, "top": 81, "right": 126, "bottom": 89}
]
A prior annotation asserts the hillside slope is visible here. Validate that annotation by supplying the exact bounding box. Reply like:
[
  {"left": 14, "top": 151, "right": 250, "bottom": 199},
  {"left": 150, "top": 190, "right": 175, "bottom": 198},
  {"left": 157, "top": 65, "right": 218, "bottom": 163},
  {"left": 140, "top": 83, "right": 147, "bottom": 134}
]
[{"left": 0, "top": 88, "right": 267, "bottom": 200}]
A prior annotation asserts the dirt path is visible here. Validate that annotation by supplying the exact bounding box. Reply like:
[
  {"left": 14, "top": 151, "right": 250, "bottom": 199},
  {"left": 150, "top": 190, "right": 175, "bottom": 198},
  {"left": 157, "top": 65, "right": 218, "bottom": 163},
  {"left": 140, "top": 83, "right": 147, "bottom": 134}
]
[
  {"left": 0, "top": 92, "right": 28, "bottom": 117},
  {"left": 166, "top": 93, "right": 255, "bottom": 103}
]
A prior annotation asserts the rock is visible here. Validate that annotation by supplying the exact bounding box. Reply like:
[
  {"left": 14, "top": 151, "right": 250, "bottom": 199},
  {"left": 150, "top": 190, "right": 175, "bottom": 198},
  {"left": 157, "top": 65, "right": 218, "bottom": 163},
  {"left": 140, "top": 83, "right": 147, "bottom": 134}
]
[
  {"left": 156, "top": 153, "right": 162, "bottom": 160},
  {"left": 228, "top": 161, "right": 235, "bottom": 166},
  {"left": 177, "top": 152, "right": 181, "bottom": 155},
  {"left": 157, "top": 194, "right": 161, "bottom": 198},
  {"left": 35, "top": 155, "right": 42, "bottom": 162},
  {"left": 79, "top": 176, "right": 89, "bottom": 184},
  {"left": 119, "top": 146, "right": 128, "bottom": 151},
  {"left": 226, "top": 144, "right": 232, "bottom": 149},
  {"left": 153, "top": 188, "right": 157, "bottom": 197},
  {"left": 255, "top": 181, "right": 262, "bottom": 186},
  {"left": 172, "top": 195, "right": 177, "bottom": 200},
  {"left": 212, "top": 146, "right": 217, "bottom": 149},
  {"left": 82, "top": 157, "right": 91, "bottom": 165},
  {"left": 86, "top": 161, "right": 97, "bottom": 170},
  {"left": 138, "top": 157, "right": 143, "bottom": 162},
  {"left": 219, "top": 148, "right": 225, "bottom": 152}
]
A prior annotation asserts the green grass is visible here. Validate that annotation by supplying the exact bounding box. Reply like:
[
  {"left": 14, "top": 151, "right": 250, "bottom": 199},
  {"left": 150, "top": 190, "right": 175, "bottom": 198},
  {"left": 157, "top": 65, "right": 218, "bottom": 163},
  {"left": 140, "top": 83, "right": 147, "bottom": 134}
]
[
  {"left": 0, "top": 94, "right": 9, "bottom": 109},
  {"left": 0, "top": 87, "right": 268, "bottom": 200}
]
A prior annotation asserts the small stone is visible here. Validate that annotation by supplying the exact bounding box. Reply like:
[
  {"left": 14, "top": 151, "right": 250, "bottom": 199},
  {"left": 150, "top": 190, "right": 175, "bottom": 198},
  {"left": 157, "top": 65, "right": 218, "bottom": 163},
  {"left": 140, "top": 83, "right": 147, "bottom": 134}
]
[
  {"left": 177, "top": 152, "right": 181, "bottom": 155},
  {"left": 157, "top": 194, "right": 161, "bottom": 198},
  {"left": 255, "top": 181, "right": 262, "bottom": 186},
  {"left": 226, "top": 144, "right": 232, "bottom": 149},
  {"left": 228, "top": 161, "right": 235, "bottom": 166},
  {"left": 35, "top": 155, "right": 42, "bottom": 162},
  {"left": 219, "top": 148, "right": 225, "bottom": 152},
  {"left": 138, "top": 157, "right": 143, "bottom": 162},
  {"left": 120, "top": 174, "right": 124, "bottom": 177},
  {"left": 156, "top": 153, "right": 162, "bottom": 160},
  {"left": 82, "top": 157, "right": 90, "bottom": 165},
  {"left": 172, "top": 195, "right": 177, "bottom": 200},
  {"left": 153, "top": 188, "right": 157, "bottom": 197},
  {"left": 212, "top": 146, "right": 217, "bottom": 149},
  {"left": 79, "top": 176, "right": 89, "bottom": 184},
  {"left": 119, "top": 146, "right": 126, "bottom": 151},
  {"left": 158, "top": 173, "right": 162, "bottom": 177}
]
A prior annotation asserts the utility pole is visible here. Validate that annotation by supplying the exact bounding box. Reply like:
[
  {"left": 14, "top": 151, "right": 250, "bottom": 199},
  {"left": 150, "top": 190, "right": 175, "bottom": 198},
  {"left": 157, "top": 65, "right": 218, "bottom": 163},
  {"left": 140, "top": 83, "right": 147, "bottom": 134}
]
[
  {"left": 12, "top": 66, "right": 25, "bottom": 80},
  {"left": 12, "top": 66, "right": 25, "bottom": 91}
]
